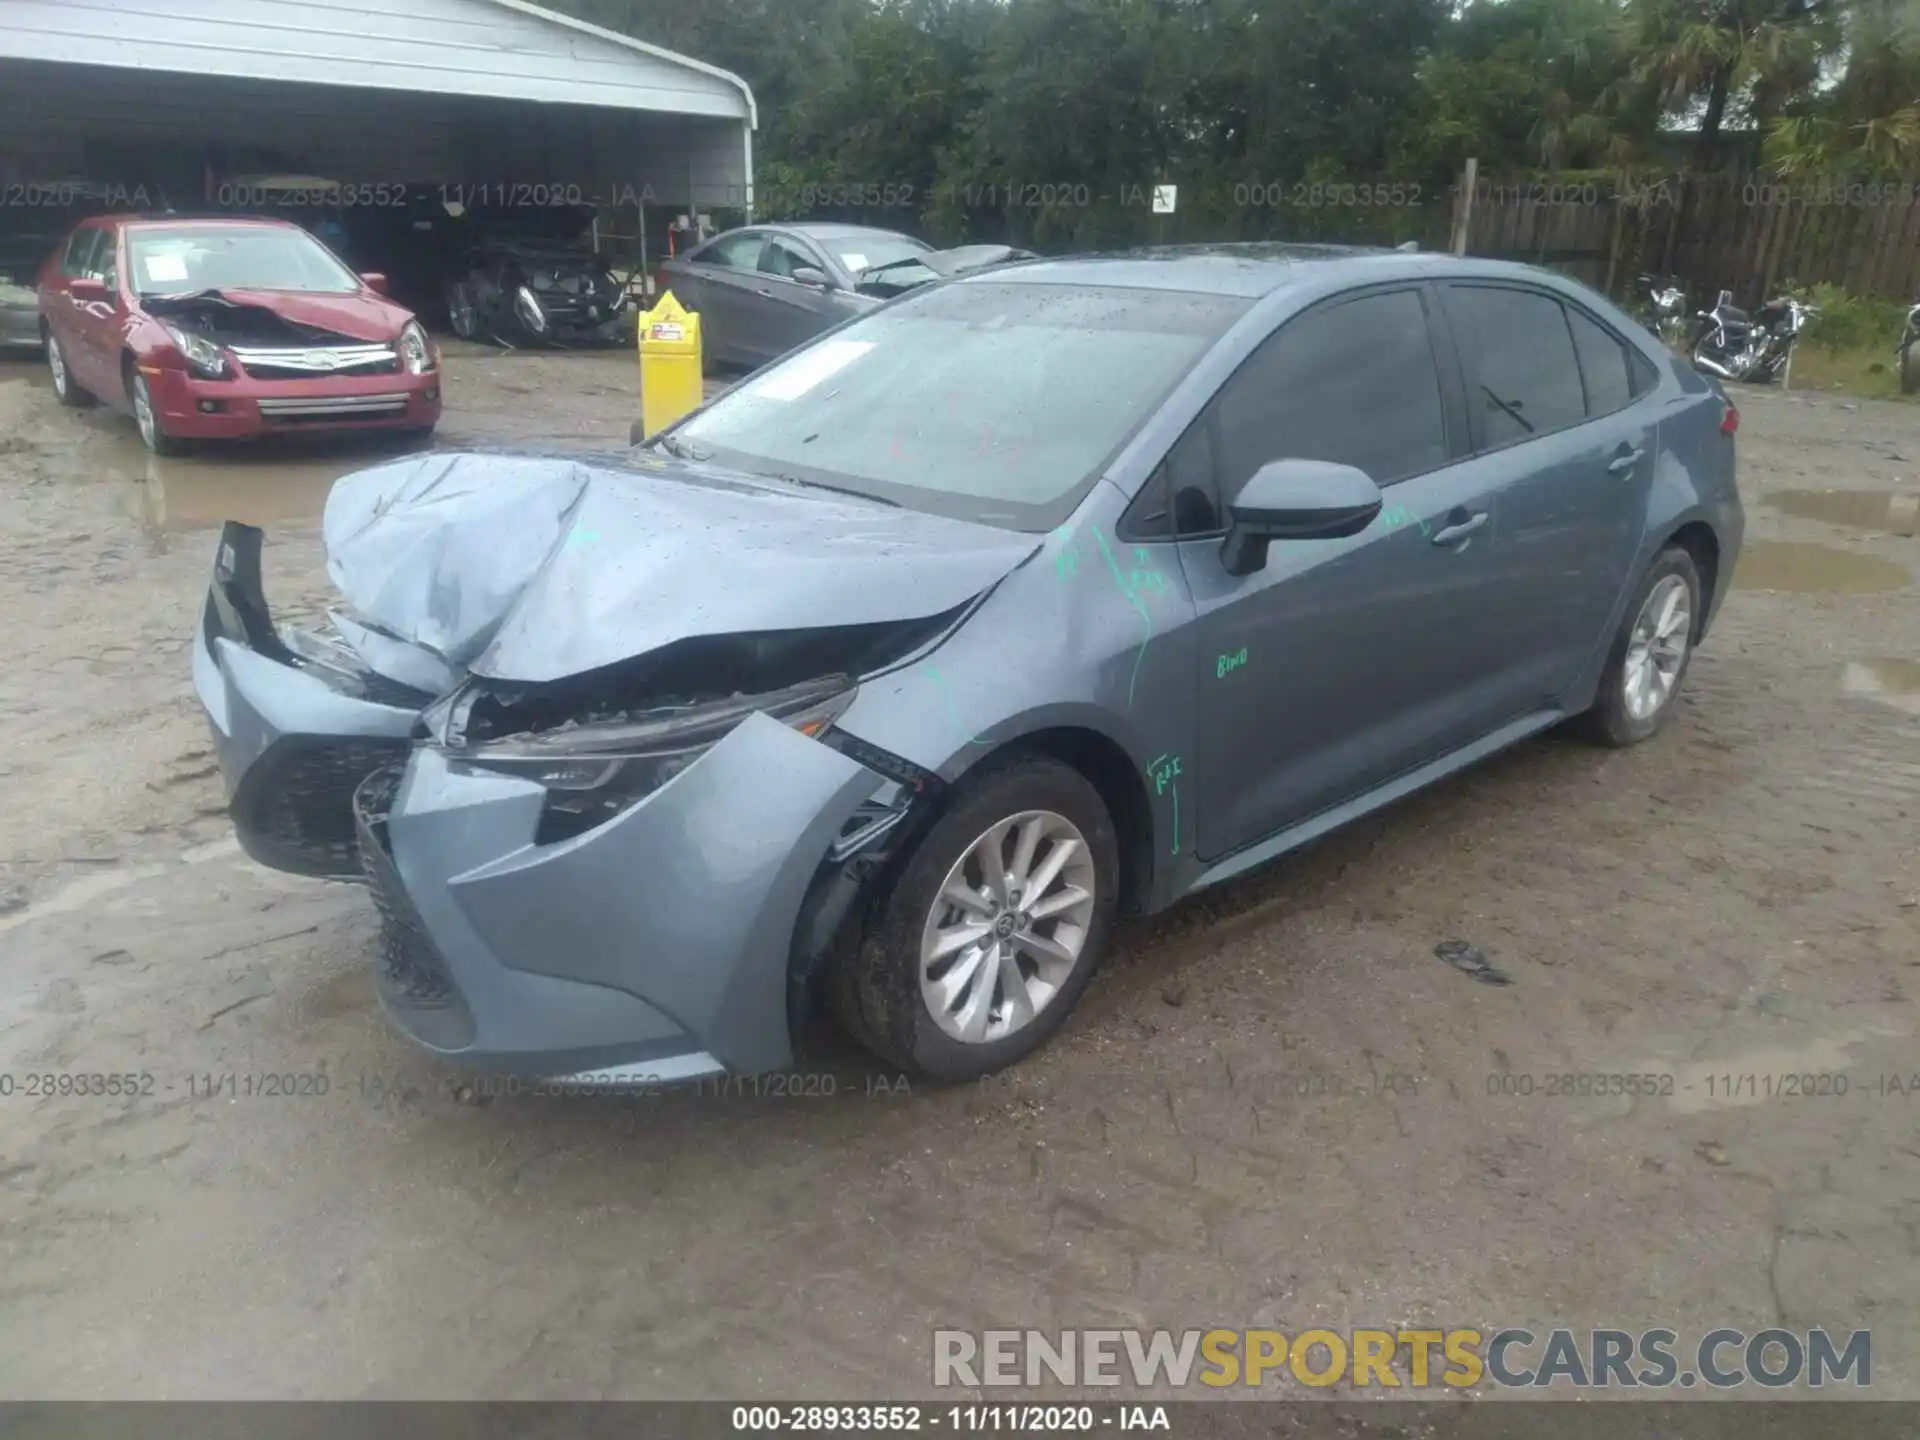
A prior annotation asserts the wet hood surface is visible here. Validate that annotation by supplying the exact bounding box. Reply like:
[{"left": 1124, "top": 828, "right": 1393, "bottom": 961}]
[
  {"left": 321, "top": 451, "right": 1040, "bottom": 684},
  {"left": 143, "top": 287, "right": 410, "bottom": 342}
]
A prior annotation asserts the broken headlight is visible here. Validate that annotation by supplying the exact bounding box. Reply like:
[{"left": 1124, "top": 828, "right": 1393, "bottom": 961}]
[
  {"left": 163, "top": 323, "right": 229, "bottom": 379},
  {"left": 451, "top": 675, "right": 856, "bottom": 844},
  {"left": 397, "top": 321, "right": 435, "bottom": 374}
]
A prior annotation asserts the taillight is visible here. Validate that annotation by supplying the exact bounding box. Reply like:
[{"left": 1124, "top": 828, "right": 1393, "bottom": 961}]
[{"left": 1721, "top": 402, "right": 1739, "bottom": 435}]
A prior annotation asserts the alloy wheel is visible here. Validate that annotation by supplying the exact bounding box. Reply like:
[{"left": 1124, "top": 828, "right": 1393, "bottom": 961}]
[
  {"left": 449, "top": 282, "right": 476, "bottom": 339},
  {"left": 133, "top": 375, "right": 158, "bottom": 451},
  {"left": 1622, "top": 573, "right": 1692, "bottom": 721},
  {"left": 918, "top": 809, "right": 1097, "bottom": 1045},
  {"left": 48, "top": 336, "right": 67, "bottom": 396}
]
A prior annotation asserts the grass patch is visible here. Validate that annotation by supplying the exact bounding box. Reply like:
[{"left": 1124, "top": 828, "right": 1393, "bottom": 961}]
[{"left": 1780, "top": 344, "right": 1913, "bottom": 401}]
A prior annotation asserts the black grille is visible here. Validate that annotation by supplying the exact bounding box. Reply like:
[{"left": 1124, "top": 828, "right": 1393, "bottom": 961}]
[
  {"left": 354, "top": 767, "right": 460, "bottom": 1013},
  {"left": 235, "top": 736, "right": 409, "bottom": 878}
]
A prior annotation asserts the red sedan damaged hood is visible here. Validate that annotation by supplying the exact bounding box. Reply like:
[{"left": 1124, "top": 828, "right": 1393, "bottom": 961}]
[{"left": 144, "top": 287, "right": 411, "bottom": 342}]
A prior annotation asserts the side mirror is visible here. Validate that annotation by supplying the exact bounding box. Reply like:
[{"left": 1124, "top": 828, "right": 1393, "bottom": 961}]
[
  {"left": 1220, "top": 458, "right": 1383, "bottom": 577},
  {"left": 791, "top": 265, "right": 832, "bottom": 289},
  {"left": 69, "top": 277, "right": 110, "bottom": 303},
  {"left": 359, "top": 272, "right": 390, "bottom": 295}
]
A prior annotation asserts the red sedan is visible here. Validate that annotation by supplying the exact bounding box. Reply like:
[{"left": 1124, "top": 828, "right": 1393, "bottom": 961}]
[{"left": 38, "top": 215, "right": 441, "bottom": 455}]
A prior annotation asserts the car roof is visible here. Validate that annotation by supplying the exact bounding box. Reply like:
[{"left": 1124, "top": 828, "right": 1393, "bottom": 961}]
[
  {"left": 952, "top": 243, "right": 1545, "bottom": 298},
  {"left": 779, "top": 223, "right": 920, "bottom": 242},
  {"left": 83, "top": 215, "right": 312, "bottom": 232}
]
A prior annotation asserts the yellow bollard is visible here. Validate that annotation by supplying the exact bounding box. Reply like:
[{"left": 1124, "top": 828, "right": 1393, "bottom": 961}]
[{"left": 636, "top": 291, "right": 704, "bottom": 442}]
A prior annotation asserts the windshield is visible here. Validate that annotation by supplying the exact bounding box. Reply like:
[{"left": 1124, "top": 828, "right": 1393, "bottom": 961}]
[
  {"left": 128, "top": 226, "right": 361, "bottom": 296},
  {"left": 671, "top": 281, "right": 1251, "bottom": 530},
  {"left": 821, "top": 233, "right": 931, "bottom": 278}
]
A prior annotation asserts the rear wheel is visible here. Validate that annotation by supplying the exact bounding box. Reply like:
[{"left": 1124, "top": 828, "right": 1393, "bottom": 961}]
[
  {"left": 1573, "top": 546, "right": 1701, "bottom": 748},
  {"left": 47, "top": 332, "right": 93, "bottom": 407},
  {"left": 831, "top": 755, "right": 1119, "bottom": 1082},
  {"left": 1901, "top": 341, "right": 1920, "bottom": 396}
]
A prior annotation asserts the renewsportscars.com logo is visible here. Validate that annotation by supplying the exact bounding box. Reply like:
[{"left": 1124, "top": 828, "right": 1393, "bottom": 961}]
[{"left": 932, "top": 1327, "right": 1871, "bottom": 1390}]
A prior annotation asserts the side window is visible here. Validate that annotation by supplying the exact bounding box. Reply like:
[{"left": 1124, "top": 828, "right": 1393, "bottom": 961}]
[
  {"left": 1215, "top": 288, "right": 1448, "bottom": 492},
  {"left": 89, "top": 230, "right": 118, "bottom": 288},
  {"left": 696, "top": 233, "right": 766, "bottom": 270},
  {"left": 1628, "top": 348, "right": 1659, "bottom": 397},
  {"left": 61, "top": 228, "right": 100, "bottom": 277},
  {"left": 757, "top": 237, "right": 814, "bottom": 279},
  {"left": 1566, "top": 306, "right": 1634, "bottom": 418},
  {"left": 1123, "top": 418, "right": 1219, "bottom": 541},
  {"left": 1444, "top": 285, "right": 1587, "bottom": 449}
]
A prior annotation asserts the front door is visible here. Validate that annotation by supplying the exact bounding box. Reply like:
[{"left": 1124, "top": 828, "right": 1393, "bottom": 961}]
[
  {"left": 748, "top": 233, "right": 852, "bottom": 360},
  {"left": 47, "top": 226, "right": 105, "bottom": 393},
  {"left": 1177, "top": 285, "right": 1514, "bottom": 862}
]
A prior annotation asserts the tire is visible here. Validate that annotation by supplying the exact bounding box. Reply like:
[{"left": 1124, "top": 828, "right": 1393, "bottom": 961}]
[
  {"left": 831, "top": 755, "right": 1120, "bottom": 1082},
  {"left": 129, "top": 370, "right": 186, "bottom": 457},
  {"left": 445, "top": 278, "right": 479, "bottom": 341},
  {"left": 1901, "top": 341, "right": 1920, "bottom": 397},
  {"left": 47, "top": 333, "right": 93, "bottom": 408},
  {"left": 1572, "top": 546, "right": 1702, "bottom": 748}
]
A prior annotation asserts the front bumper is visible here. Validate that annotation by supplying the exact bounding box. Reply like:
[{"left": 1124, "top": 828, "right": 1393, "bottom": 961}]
[
  {"left": 192, "top": 525, "right": 888, "bottom": 1079},
  {"left": 148, "top": 364, "right": 442, "bottom": 439}
]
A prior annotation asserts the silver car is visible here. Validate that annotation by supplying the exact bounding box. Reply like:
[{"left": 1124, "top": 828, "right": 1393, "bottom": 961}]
[
  {"left": 658, "top": 222, "right": 1030, "bottom": 370},
  {"left": 193, "top": 245, "right": 1743, "bottom": 1086}
]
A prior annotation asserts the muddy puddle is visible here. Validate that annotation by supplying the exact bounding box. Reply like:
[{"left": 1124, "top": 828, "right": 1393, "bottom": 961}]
[
  {"left": 1765, "top": 487, "right": 1920, "bottom": 537},
  {"left": 1841, "top": 658, "right": 1920, "bottom": 716},
  {"left": 105, "top": 435, "right": 426, "bottom": 532},
  {"left": 1734, "top": 540, "right": 1911, "bottom": 594}
]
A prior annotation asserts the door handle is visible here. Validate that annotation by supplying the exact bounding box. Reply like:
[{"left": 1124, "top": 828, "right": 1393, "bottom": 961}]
[
  {"left": 1430, "top": 512, "right": 1488, "bottom": 546},
  {"left": 756, "top": 287, "right": 774, "bottom": 296},
  {"left": 1608, "top": 447, "right": 1647, "bottom": 475}
]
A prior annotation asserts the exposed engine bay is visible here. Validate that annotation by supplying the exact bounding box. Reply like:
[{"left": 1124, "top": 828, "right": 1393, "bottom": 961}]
[{"left": 144, "top": 290, "right": 369, "bottom": 348}]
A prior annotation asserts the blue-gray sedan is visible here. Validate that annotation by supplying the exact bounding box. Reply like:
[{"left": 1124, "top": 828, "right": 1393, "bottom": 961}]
[{"left": 191, "top": 244, "right": 1743, "bottom": 1085}]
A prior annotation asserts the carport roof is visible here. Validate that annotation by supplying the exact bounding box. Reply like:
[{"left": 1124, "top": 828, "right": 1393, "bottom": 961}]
[{"left": 0, "top": 0, "right": 757, "bottom": 127}]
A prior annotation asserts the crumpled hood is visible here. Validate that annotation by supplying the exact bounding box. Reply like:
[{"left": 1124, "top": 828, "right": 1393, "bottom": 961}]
[
  {"left": 144, "top": 287, "right": 410, "bottom": 342},
  {"left": 321, "top": 451, "right": 1041, "bottom": 684}
]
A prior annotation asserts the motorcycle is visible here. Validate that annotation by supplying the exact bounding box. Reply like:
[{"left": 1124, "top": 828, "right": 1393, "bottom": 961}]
[
  {"left": 1635, "top": 273, "right": 1690, "bottom": 348},
  {"left": 1897, "top": 302, "right": 1920, "bottom": 395},
  {"left": 1689, "top": 289, "right": 1817, "bottom": 385}
]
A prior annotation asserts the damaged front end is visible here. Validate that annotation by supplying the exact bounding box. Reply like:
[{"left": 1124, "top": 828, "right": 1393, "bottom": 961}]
[
  {"left": 146, "top": 291, "right": 421, "bottom": 379},
  {"left": 193, "top": 517, "right": 960, "bottom": 1074}
]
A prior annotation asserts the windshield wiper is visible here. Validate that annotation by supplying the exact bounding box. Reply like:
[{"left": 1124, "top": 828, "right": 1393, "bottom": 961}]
[
  {"left": 648, "top": 432, "right": 709, "bottom": 461},
  {"left": 1480, "top": 386, "right": 1534, "bottom": 434},
  {"left": 770, "top": 473, "right": 900, "bottom": 508}
]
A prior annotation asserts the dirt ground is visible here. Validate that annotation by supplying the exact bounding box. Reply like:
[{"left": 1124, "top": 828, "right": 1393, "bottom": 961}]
[{"left": 0, "top": 339, "right": 1915, "bottom": 1404}]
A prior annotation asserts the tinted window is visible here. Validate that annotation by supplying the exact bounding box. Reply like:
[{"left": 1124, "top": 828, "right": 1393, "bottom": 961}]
[
  {"left": 1168, "top": 419, "right": 1222, "bottom": 534},
  {"left": 758, "top": 236, "right": 817, "bottom": 279},
  {"left": 1567, "top": 306, "right": 1633, "bottom": 417},
  {"left": 1215, "top": 288, "right": 1447, "bottom": 491},
  {"left": 1629, "top": 348, "right": 1659, "bottom": 397},
  {"left": 697, "top": 233, "right": 766, "bottom": 270},
  {"left": 675, "top": 282, "right": 1250, "bottom": 531},
  {"left": 61, "top": 228, "right": 100, "bottom": 277},
  {"left": 1445, "top": 285, "right": 1587, "bottom": 448}
]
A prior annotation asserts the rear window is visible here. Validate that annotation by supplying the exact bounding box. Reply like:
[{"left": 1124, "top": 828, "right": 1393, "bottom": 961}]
[
  {"left": 672, "top": 281, "right": 1251, "bottom": 531},
  {"left": 1444, "top": 284, "right": 1588, "bottom": 449}
]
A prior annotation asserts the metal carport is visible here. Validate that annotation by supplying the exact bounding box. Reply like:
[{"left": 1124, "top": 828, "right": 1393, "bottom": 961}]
[{"left": 0, "top": 0, "right": 756, "bottom": 288}]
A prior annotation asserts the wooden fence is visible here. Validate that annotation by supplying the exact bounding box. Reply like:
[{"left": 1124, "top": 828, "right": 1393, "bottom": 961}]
[{"left": 1443, "top": 171, "right": 1920, "bottom": 308}]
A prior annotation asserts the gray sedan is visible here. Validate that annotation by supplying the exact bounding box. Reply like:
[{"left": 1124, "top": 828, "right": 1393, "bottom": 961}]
[
  {"left": 658, "top": 222, "right": 1029, "bottom": 370},
  {"left": 191, "top": 244, "right": 1742, "bottom": 1086}
]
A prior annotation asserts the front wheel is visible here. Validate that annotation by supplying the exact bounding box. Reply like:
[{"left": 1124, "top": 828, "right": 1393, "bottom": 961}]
[
  {"left": 1901, "top": 340, "right": 1920, "bottom": 396},
  {"left": 131, "top": 371, "right": 186, "bottom": 456},
  {"left": 831, "top": 755, "right": 1120, "bottom": 1081},
  {"left": 1572, "top": 546, "right": 1702, "bottom": 748},
  {"left": 445, "top": 278, "right": 479, "bottom": 341}
]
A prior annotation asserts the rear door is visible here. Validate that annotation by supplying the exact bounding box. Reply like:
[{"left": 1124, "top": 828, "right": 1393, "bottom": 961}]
[
  {"left": 1436, "top": 283, "right": 1656, "bottom": 707},
  {"left": 1169, "top": 284, "right": 1514, "bottom": 861},
  {"left": 46, "top": 225, "right": 102, "bottom": 388},
  {"left": 72, "top": 225, "right": 126, "bottom": 402}
]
